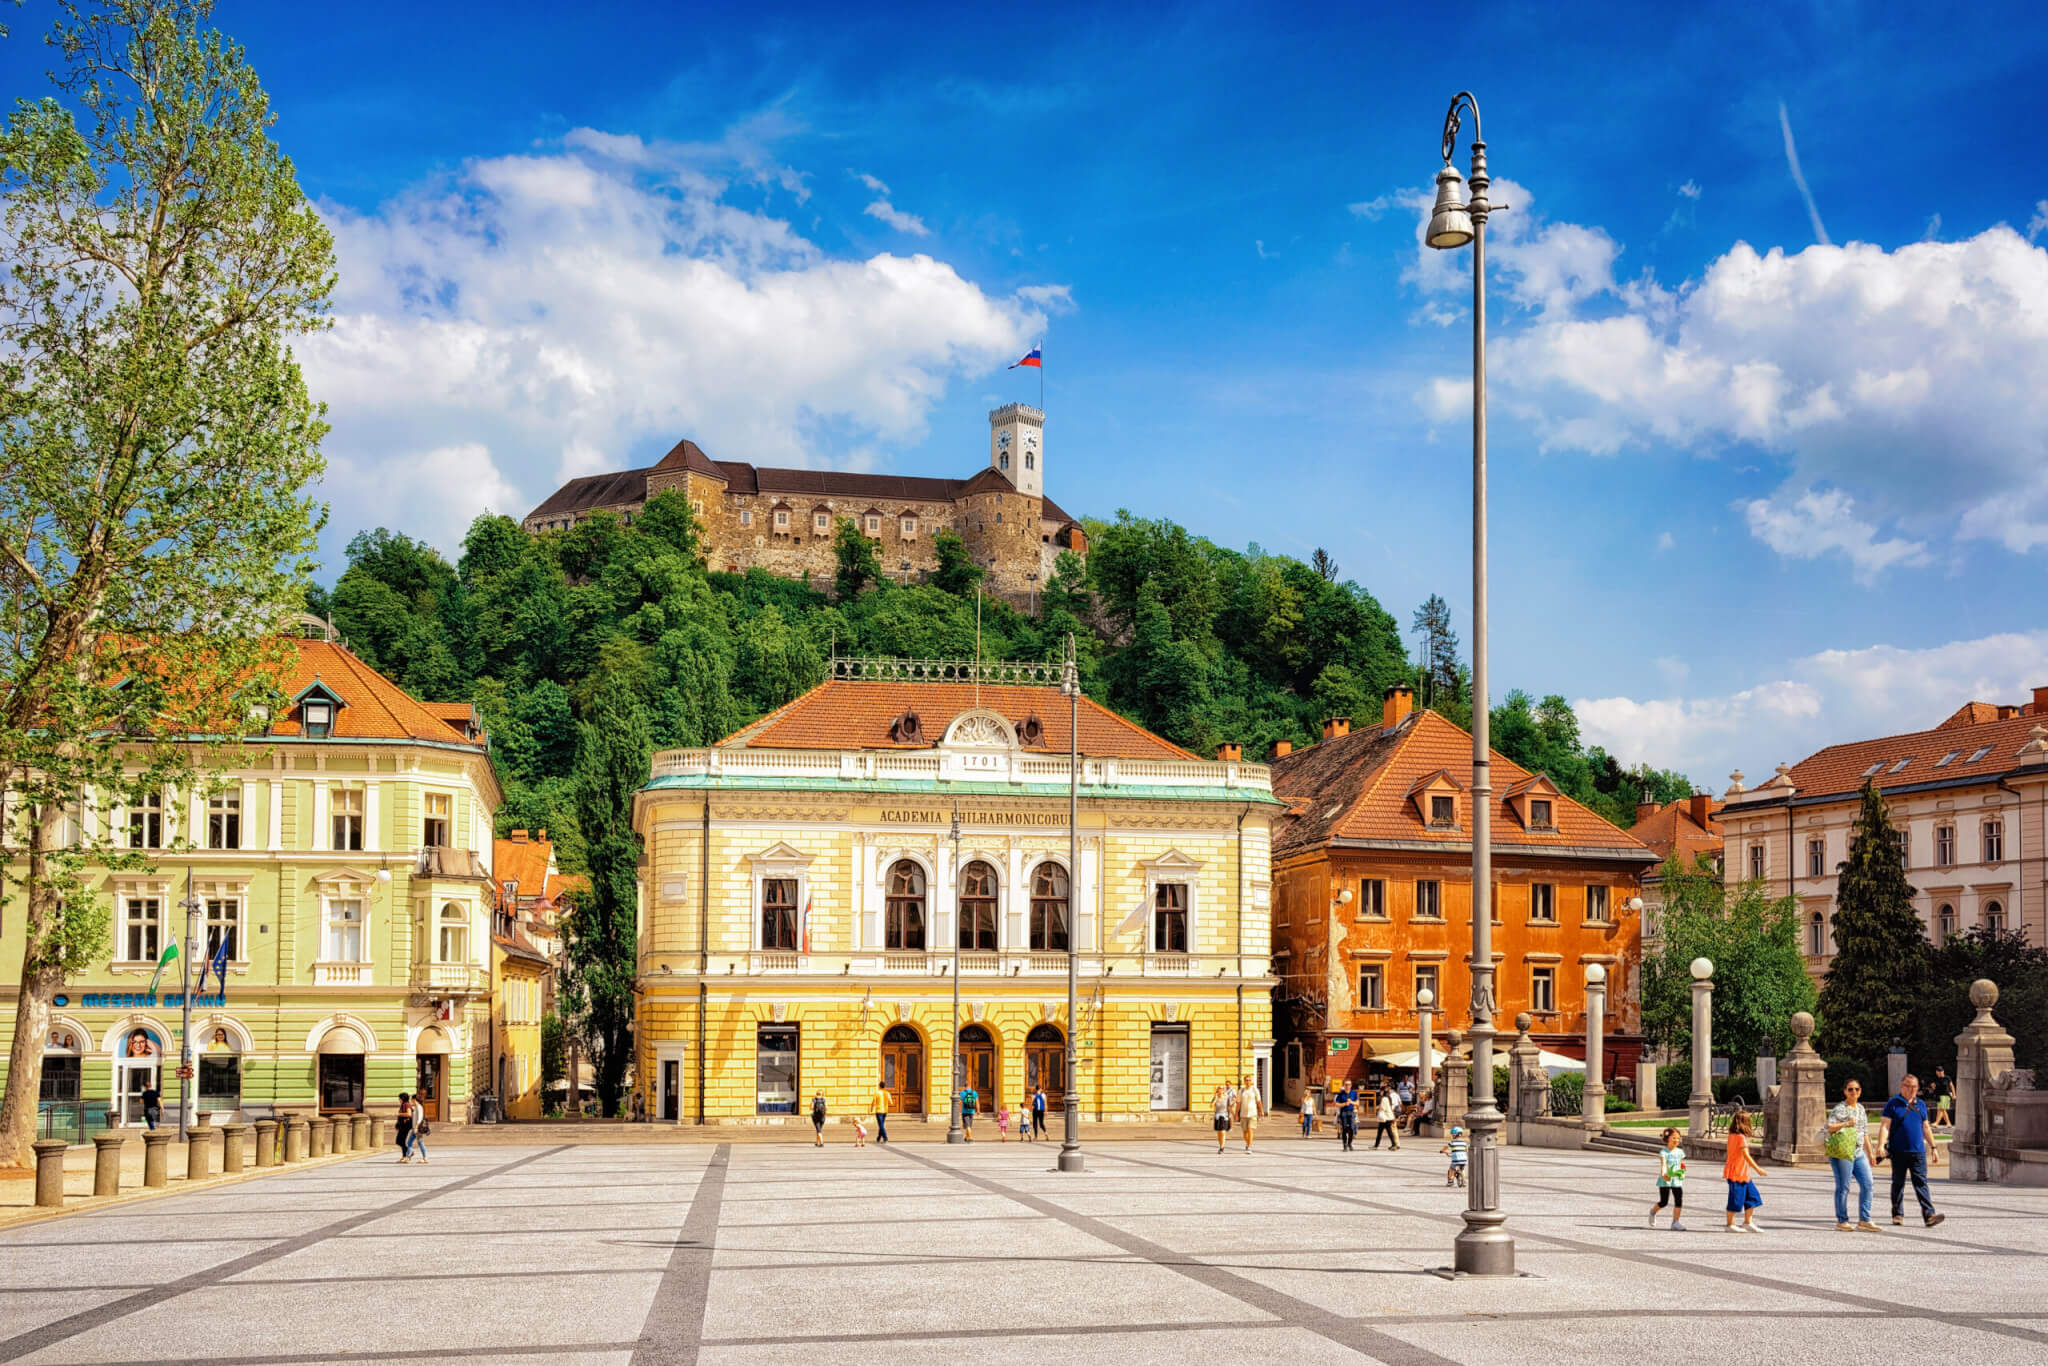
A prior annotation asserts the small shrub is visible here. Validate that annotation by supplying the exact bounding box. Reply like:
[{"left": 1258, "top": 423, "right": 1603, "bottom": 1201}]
[
  {"left": 1713, "top": 1073, "right": 1759, "bottom": 1106},
  {"left": 1657, "top": 1062, "right": 1693, "bottom": 1110}
]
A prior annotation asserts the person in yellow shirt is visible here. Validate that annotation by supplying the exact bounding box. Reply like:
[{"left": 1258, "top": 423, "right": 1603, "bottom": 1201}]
[{"left": 872, "top": 1079, "right": 892, "bottom": 1145}]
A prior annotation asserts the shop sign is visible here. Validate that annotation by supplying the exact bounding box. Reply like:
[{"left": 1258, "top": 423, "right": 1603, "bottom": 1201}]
[
  {"left": 1329, "top": 1038, "right": 1351, "bottom": 1053},
  {"left": 79, "top": 992, "right": 226, "bottom": 1010},
  {"left": 880, "top": 808, "right": 1067, "bottom": 827}
]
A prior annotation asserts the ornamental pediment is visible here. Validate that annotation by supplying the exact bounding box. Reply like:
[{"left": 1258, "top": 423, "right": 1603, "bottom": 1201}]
[{"left": 942, "top": 709, "right": 1017, "bottom": 749}]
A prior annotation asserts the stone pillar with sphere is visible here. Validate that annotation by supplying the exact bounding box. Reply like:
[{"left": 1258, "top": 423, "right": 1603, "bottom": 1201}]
[
  {"left": 1688, "top": 958, "right": 1714, "bottom": 1138},
  {"left": 1770, "top": 1011, "right": 1828, "bottom": 1165},
  {"left": 1583, "top": 966, "right": 1607, "bottom": 1129},
  {"left": 1508, "top": 1014, "right": 1546, "bottom": 1120},
  {"left": 1951, "top": 979, "right": 2016, "bottom": 1181}
]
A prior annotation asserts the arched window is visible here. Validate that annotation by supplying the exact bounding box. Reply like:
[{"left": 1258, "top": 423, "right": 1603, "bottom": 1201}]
[
  {"left": 1808, "top": 911, "right": 1826, "bottom": 956},
  {"left": 1030, "top": 863, "right": 1069, "bottom": 951},
  {"left": 886, "top": 861, "right": 926, "bottom": 950},
  {"left": 1937, "top": 904, "right": 1956, "bottom": 943},
  {"left": 1985, "top": 900, "right": 2005, "bottom": 933},
  {"left": 959, "top": 860, "right": 999, "bottom": 950},
  {"left": 438, "top": 903, "right": 468, "bottom": 963}
]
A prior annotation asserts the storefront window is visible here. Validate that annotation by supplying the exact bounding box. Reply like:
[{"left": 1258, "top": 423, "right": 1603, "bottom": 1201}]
[
  {"left": 756, "top": 1025, "right": 799, "bottom": 1114},
  {"left": 320, "top": 1055, "right": 365, "bottom": 1112},
  {"left": 198, "top": 1028, "right": 241, "bottom": 1112}
]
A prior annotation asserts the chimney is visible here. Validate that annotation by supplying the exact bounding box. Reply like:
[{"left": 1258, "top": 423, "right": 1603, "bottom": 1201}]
[
  {"left": 1216, "top": 742, "right": 1242, "bottom": 763},
  {"left": 1323, "top": 717, "right": 1351, "bottom": 740},
  {"left": 1996, "top": 705, "right": 2020, "bottom": 721},
  {"left": 1273, "top": 739, "right": 1293, "bottom": 759},
  {"left": 1688, "top": 792, "right": 1713, "bottom": 829},
  {"left": 537, "top": 827, "right": 547, "bottom": 841},
  {"left": 1382, "top": 684, "right": 1414, "bottom": 729},
  {"left": 510, "top": 829, "right": 529, "bottom": 843},
  {"left": 2033, "top": 684, "right": 2048, "bottom": 716},
  {"left": 1635, "top": 801, "right": 1658, "bottom": 825}
]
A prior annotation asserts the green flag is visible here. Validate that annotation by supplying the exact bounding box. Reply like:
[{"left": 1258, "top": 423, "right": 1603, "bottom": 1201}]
[{"left": 146, "top": 941, "right": 179, "bottom": 997}]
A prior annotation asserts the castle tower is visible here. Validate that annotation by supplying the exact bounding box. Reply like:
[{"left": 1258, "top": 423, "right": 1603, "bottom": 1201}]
[{"left": 988, "top": 403, "right": 1044, "bottom": 498}]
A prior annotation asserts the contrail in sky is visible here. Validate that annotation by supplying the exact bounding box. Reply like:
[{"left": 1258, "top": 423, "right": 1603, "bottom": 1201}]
[{"left": 1778, "top": 102, "right": 1832, "bottom": 245}]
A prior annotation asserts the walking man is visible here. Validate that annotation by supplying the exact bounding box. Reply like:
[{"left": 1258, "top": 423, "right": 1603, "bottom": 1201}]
[
  {"left": 1373, "top": 1084, "right": 1402, "bottom": 1150},
  {"left": 872, "top": 1076, "right": 891, "bottom": 1145},
  {"left": 1880, "top": 1074, "right": 1945, "bottom": 1227},
  {"left": 1237, "top": 1074, "right": 1262, "bottom": 1152},
  {"left": 1337, "top": 1081, "right": 1359, "bottom": 1152}
]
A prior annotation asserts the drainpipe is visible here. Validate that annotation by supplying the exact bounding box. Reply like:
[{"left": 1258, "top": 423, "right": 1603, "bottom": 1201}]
[{"left": 698, "top": 797, "right": 710, "bottom": 1125}]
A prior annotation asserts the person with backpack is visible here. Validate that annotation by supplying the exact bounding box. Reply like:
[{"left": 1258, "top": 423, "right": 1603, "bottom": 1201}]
[
  {"left": 959, "top": 1083, "right": 979, "bottom": 1140},
  {"left": 811, "top": 1089, "right": 828, "bottom": 1146}
]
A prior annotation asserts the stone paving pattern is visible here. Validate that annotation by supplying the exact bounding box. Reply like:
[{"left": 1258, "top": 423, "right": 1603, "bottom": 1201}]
[{"left": 0, "top": 1134, "right": 2042, "bottom": 1365}]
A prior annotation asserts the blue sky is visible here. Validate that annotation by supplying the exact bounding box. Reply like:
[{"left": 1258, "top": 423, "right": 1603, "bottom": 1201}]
[{"left": 10, "top": 1, "right": 2048, "bottom": 789}]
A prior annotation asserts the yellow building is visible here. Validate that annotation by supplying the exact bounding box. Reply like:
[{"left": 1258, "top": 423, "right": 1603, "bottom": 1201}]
[
  {"left": 490, "top": 907, "right": 550, "bottom": 1120},
  {"left": 632, "top": 663, "right": 1279, "bottom": 1125}
]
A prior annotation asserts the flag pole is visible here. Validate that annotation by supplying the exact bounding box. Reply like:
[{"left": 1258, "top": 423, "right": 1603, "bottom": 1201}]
[{"left": 178, "top": 870, "right": 198, "bottom": 1139}]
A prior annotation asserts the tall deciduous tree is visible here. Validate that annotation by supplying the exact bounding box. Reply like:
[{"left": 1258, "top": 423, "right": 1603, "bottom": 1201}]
[
  {"left": 1639, "top": 855, "right": 1816, "bottom": 1062},
  {"left": 832, "top": 516, "right": 880, "bottom": 601},
  {"left": 0, "top": 0, "right": 332, "bottom": 1166},
  {"left": 563, "top": 672, "right": 650, "bottom": 1117},
  {"left": 1817, "top": 783, "right": 1931, "bottom": 1062}
]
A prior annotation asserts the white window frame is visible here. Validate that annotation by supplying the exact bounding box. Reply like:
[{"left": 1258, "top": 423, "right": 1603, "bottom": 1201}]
[
  {"left": 207, "top": 789, "right": 242, "bottom": 851},
  {"left": 865, "top": 514, "right": 881, "bottom": 535},
  {"left": 1935, "top": 825, "right": 1955, "bottom": 867},
  {"left": 202, "top": 889, "right": 246, "bottom": 966},
  {"left": 1983, "top": 819, "right": 2005, "bottom": 864},
  {"left": 332, "top": 786, "right": 364, "bottom": 852},
  {"left": 1529, "top": 883, "right": 1556, "bottom": 923},
  {"left": 314, "top": 875, "right": 373, "bottom": 965},
  {"left": 422, "top": 791, "right": 451, "bottom": 849},
  {"left": 1748, "top": 844, "right": 1765, "bottom": 880},
  {"left": 1530, "top": 965, "right": 1556, "bottom": 1014},
  {"left": 128, "top": 790, "right": 165, "bottom": 850},
  {"left": 739, "top": 508, "right": 753, "bottom": 527},
  {"left": 900, "top": 516, "right": 917, "bottom": 538},
  {"left": 1413, "top": 879, "right": 1442, "bottom": 921},
  {"left": 1139, "top": 850, "right": 1203, "bottom": 954},
  {"left": 119, "top": 893, "right": 165, "bottom": 965},
  {"left": 1984, "top": 899, "right": 2006, "bottom": 932},
  {"left": 1357, "top": 878, "right": 1387, "bottom": 919},
  {"left": 745, "top": 842, "right": 814, "bottom": 953},
  {"left": 437, "top": 902, "right": 470, "bottom": 964},
  {"left": 1807, "top": 837, "right": 1825, "bottom": 878},
  {"left": 813, "top": 512, "right": 829, "bottom": 534},
  {"left": 1414, "top": 962, "right": 1439, "bottom": 1005},
  {"left": 1357, "top": 963, "right": 1384, "bottom": 1010},
  {"left": 1584, "top": 885, "right": 1610, "bottom": 924}
]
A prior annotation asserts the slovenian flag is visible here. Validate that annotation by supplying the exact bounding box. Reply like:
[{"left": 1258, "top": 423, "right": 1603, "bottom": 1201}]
[
  {"left": 145, "top": 941, "right": 179, "bottom": 997},
  {"left": 1008, "top": 344, "right": 1042, "bottom": 369},
  {"left": 800, "top": 895, "right": 812, "bottom": 954}
]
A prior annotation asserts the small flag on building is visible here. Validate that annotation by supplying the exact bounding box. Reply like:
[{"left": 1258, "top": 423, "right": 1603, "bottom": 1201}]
[
  {"left": 145, "top": 941, "right": 179, "bottom": 997},
  {"left": 1008, "top": 343, "right": 1042, "bottom": 369},
  {"left": 800, "top": 895, "right": 813, "bottom": 954},
  {"left": 208, "top": 937, "right": 232, "bottom": 994}
]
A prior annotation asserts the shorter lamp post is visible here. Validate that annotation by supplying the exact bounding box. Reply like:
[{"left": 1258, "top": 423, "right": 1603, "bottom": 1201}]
[
  {"left": 1582, "top": 965, "right": 1606, "bottom": 1129},
  {"left": 1416, "top": 987, "right": 1436, "bottom": 1118},
  {"left": 1688, "top": 958, "right": 1714, "bottom": 1138}
]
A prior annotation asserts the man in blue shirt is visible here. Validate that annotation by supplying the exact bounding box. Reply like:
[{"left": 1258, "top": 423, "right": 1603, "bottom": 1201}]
[
  {"left": 1337, "top": 1083, "right": 1358, "bottom": 1152},
  {"left": 1879, "top": 1074, "right": 1945, "bottom": 1227}
]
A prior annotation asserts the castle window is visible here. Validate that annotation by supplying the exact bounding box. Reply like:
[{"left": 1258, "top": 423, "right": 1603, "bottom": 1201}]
[
  {"left": 901, "top": 517, "right": 916, "bottom": 537},
  {"left": 814, "top": 512, "right": 829, "bottom": 533},
  {"left": 739, "top": 509, "right": 753, "bottom": 527},
  {"left": 773, "top": 510, "right": 789, "bottom": 531},
  {"left": 1000, "top": 453, "right": 1009, "bottom": 470},
  {"left": 866, "top": 515, "right": 880, "bottom": 535},
  {"left": 1025, "top": 453, "right": 1034, "bottom": 470}
]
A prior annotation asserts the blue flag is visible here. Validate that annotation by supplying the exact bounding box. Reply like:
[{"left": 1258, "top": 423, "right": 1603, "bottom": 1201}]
[{"left": 208, "top": 937, "right": 232, "bottom": 994}]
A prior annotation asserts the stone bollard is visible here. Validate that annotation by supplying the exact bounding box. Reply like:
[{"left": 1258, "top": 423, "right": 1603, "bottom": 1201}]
[
  {"left": 333, "top": 1115, "right": 353, "bottom": 1154},
  {"left": 370, "top": 1116, "right": 385, "bottom": 1149},
  {"left": 1951, "top": 979, "right": 2017, "bottom": 1181},
  {"left": 1688, "top": 958, "right": 1715, "bottom": 1138},
  {"left": 93, "top": 1133, "right": 127, "bottom": 1197},
  {"left": 352, "top": 1115, "right": 371, "bottom": 1151},
  {"left": 220, "top": 1123, "right": 247, "bottom": 1174},
  {"left": 1770, "top": 1012, "right": 1829, "bottom": 1165},
  {"left": 255, "top": 1119, "right": 278, "bottom": 1168},
  {"left": 143, "top": 1130, "right": 174, "bottom": 1187},
  {"left": 32, "top": 1139, "right": 69, "bottom": 1207},
  {"left": 1508, "top": 1014, "right": 1546, "bottom": 1120},
  {"left": 186, "top": 1127, "right": 213, "bottom": 1183},
  {"left": 1583, "top": 966, "right": 1608, "bottom": 1130},
  {"left": 284, "top": 1117, "right": 308, "bottom": 1163},
  {"left": 311, "top": 1117, "right": 330, "bottom": 1158}
]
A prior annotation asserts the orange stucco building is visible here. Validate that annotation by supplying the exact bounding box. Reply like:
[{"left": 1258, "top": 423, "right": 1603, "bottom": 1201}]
[{"left": 1268, "top": 686, "right": 1656, "bottom": 1105}]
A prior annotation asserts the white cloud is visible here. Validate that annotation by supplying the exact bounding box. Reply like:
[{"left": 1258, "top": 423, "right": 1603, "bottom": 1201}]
[
  {"left": 1255, "top": 239, "right": 1277, "bottom": 259},
  {"left": 1655, "top": 530, "right": 1676, "bottom": 552},
  {"left": 2027, "top": 200, "right": 2047, "bottom": 242},
  {"left": 304, "top": 129, "right": 1041, "bottom": 557},
  {"left": 1678, "top": 180, "right": 1702, "bottom": 200},
  {"left": 863, "top": 199, "right": 930, "bottom": 236},
  {"left": 1653, "top": 654, "right": 1689, "bottom": 685},
  {"left": 1579, "top": 630, "right": 2048, "bottom": 785},
  {"left": 1014, "top": 283, "right": 1077, "bottom": 314},
  {"left": 1923, "top": 212, "right": 1942, "bottom": 241},
  {"left": 1348, "top": 195, "right": 1393, "bottom": 220},
  {"left": 1777, "top": 102, "right": 1831, "bottom": 246},
  {"left": 853, "top": 171, "right": 890, "bottom": 194},
  {"left": 1738, "top": 487, "right": 1929, "bottom": 583}
]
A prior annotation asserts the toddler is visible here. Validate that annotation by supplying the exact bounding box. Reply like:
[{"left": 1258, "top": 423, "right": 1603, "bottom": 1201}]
[
  {"left": 852, "top": 1115, "right": 868, "bottom": 1149},
  {"left": 996, "top": 1102, "right": 1011, "bottom": 1142},
  {"left": 1440, "top": 1125, "right": 1468, "bottom": 1187},
  {"left": 1019, "top": 1099, "right": 1035, "bottom": 1142},
  {"left": 1649, "top": 1127, "right": 1686, "bottom": 1230},
  {"left": 1723, "top": 1111, "right": 1765, "bottom": 1233}
]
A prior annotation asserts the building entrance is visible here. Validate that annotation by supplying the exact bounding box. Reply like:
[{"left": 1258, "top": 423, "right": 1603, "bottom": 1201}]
[
  {"left": 114, "top": 1026, "right": 164, "bottom": 1126},
  {"left": 1025, "top": 1023, "right": 1065, "bottom": 1112},
  {"left": 880, "top": 1024, "right": 924, "bottom": 1114},
  {"left": 1149, "top": 1024, "right": 1189, "bottom": 1110},
  {"left": 957, "top": 1024, "right": 996, "bottom": 1103},
  {"left": 413, "top": 1056, "right": 444, "bottom": 1122}
]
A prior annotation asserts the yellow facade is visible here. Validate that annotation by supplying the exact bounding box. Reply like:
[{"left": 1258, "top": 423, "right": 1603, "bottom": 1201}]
[
  {"left": 491, "top": 938, "right": 548, "bottom": 1120},
  {"left": 631, "top": 691, "right": 1279, "bottom": 1124}
]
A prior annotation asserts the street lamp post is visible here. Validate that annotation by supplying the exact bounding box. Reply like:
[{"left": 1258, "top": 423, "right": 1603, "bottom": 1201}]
[
  {"left": 176, "top": 872, "right": 203, "bottom": 1140},
  {"left": 1058, "top": 635, "right": 1084, "bottom": 1172},
  {"left": 1583, "top": 965, "right": 1607, "bottom": 1130},
  {"left": 1425, "top": 89, "right": 1513, "bottom": 1277},
  {"left": 1416, "top": 986, "right": 1435, "bottom": 1116},
  {"left": 948, "top": 803, "right": 965, "bottom": 1144}
]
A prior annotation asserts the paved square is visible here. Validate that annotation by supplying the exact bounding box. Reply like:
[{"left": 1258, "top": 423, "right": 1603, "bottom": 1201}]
[{"left": 1, "top": 1136, "right": 2043, "bottom": 1365}]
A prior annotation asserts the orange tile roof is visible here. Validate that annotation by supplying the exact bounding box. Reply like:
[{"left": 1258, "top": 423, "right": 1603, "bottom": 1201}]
[
  {"left": 1270, "top": 710, "right": 1651, "bottom": 858},
  {"left": 1760, "top": 704, "right": 2048, "bottom": 801},
  {"left": 1626, "top": 797, "right": 1724, "bottom": 863},
  {"left": 720, "top": 679, "right": 1197, "bottom": 760},
  {"left": 1937, "top": 701, "right": 2001, "bottom": 730},
  {"left": 493, "top": 833, "right": 556, "bottom": 896},
  {"left": 269, "top": 640, "right": 481, "bottom": 747}
]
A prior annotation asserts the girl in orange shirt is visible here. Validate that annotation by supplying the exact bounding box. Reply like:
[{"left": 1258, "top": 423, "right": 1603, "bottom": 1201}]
[{"left": 1722, "top": 1111, "right": 1765, "bottom": 1233}]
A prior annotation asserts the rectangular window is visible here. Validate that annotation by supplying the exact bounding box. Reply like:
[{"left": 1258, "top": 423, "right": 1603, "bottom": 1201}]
[
  {"left": 204, "top": 898, "right": 241, "bottom": 963},
  {"left": 901, "top": 516, "right": 917, "bottom": 537},
  {"left": 303, "top": 700, "right": 333, "bottom": 739},
  {"left": 865, "top": 515, "right": 881, "bottom": 535},
  {"left": 1530, "top": 883, "right": 1556, "bottom": 922},
  {"left": 1967, "top": 745, "right": 1992, "bottom": 763},
  {"left": 1429, "top": 794, "right": 1456, "bottom": 826},
  {"left": 1808, "top": 837, "right": 1825, "bottom": 877},
  {"left": 129, "top": 792, "right": 164, "bottom": 849},
  {"left": 773, "top": 509, "right": 789, "bottom": 530},
  {"left": 813, "top": 512, "right": 829, "bottom": 533},
  {"left": 326, "top": 897, "right": 364, "bottom": 961},
  {"left": 761, "top": 878, "right": 798, "bottom": 951},
  {"left": 1936, "top": 750, "right": 1960, "bottom": 767},
  {"left": 1357, "top": 878, "right": 1387, "bottom": 919},
  {"left": 1984, "top": 820, "right": 2005, "bottom": 863},
  {"left": 756, "top": 1025, "right": 799, "bottom": 1115},
  {"left": 208, "top": 791, "right": 241, "bottom": 850},
  {"left": 1530, "top": 798, "right": 1553, "bottom": 828},
  {"left": 1414, "top": 963, "right": 1439, "bottom": 1005},
  {"left": 1531, "top": 966, "right": 1556, "bottom": 1013},
  {"left": 1357, "top": 964, "right": 1384, "bottom": 1009},
  {"left": 1748, "top": 844, "right": 1765, "bottom": 880},
  {"left": 1894, "top": 829, "right": 1909, "bottom": 868},
  {"left": 423, "top": 792, "right": 451, "bottom": 848},
  {"left": 331, "top": 787, "right": 364, "bottom": 852},
  {"left": 123, "top": 896, "right": 161, "bottom": 962},
  {"left": 739, "top": 509, "right": 753, "bottom": 527},
  {"left": 1152, "top": 883, "right": 1189, "bottom": 953},
  {"left": 197, "top": 1053, "right": 241, "bottom": 1111},
  {"left": 1414, "top": 880, "right": 1441, "bottom": 920},
  {"left": 1935, "top": 825, "right": 1955, "bottom": 867},
  {"left": 1585, "top": 886, "right": 1610, "bottom": 923}
]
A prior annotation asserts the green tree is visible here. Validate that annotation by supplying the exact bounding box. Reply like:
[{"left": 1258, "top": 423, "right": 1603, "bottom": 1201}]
[
  {"left": 932, "top": 529, "right": 983, "bottom": 596},
  {"left": 1640, "top": 855, "right": 1817, "bottom": 1062},
  {"left": 562, "top": 672, "right": 650, "bottom": 1117},
  {"left": 0, "top": 0, "right": 333, "bottom": 1167},
  {"left": 1817, "top": 783, "right": 1931, "bottom": 1062},
  {"left": 540, "top": 1012, "right": 567, "bottom": 1115},
  {"left": 1411, "top": 593, "right": 1461, "bottom": 707},
  {"left": 833, "top": 516, "right": 880, "bottom": 601},
  {"left": 1905, "top": 927, "right": 2048, "bottom": 1075}
]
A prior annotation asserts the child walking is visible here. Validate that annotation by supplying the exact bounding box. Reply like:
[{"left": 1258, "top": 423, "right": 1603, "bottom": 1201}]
[
  {"left": 996, "top": 1101, "right": 1011, "bottom": 1142},
  {"left": 1649, "top": 1127, "right": 1687, "bottom": 1230},
  {"left": 1723, "top": 1111, "right": 1765, "bottom": 1233},
  {"left": 1440, "top": 1126, "right": 1468, "bottom": 1187},
  {"left": 852, "top": 1114, "right": 868, "bottom": 1149}
]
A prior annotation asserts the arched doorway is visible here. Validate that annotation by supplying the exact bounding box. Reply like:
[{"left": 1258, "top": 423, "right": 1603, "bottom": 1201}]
[
  {"left": 880, "top": 1024, "right": 924, "bottom": 1114},
  {"left": 957, "top": 1024, "right": 996, "bottom": 1103},
  {"left": 114, "top": 1025, "right": 164, "bottom": 1127},
  {"left": 1025, "top": 1022, "right": 1065, "bottom": 1112},
  {"left": 414, "top": 1025, "right": 451, "bottom": 1123}
]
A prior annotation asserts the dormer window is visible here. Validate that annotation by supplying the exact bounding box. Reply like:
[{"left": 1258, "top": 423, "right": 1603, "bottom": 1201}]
[
  {"left": 865, "top": 514, "right": 881, "bottom": 535},
  {"left": 814, "top": 512, "right": 829, "bottom": 534},
  {"left": 901, "top": 516, "right": 917, "bottom": 537},
  {"left": 773, "top": 509, "right": 789, "bottom": 531},
  {"left": 1966, "top": 745, "right": 1993, "bottom": 763},
  {"left": 1861, "top": 761, "right": 1884, "bottom": 777},
  {"left": 303, "top": 701, "right": 332, "bottom": 739},
  {"left": 1530, "top": 799, "right": 1553, "bottom": 828},
  {"left": 1430, "top": 795, "right": 1455, "bottom": 826}
]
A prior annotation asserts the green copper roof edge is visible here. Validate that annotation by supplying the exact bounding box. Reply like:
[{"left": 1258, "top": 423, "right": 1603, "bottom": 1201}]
[{"left": 639, "top": 774, "right": 1284, "bottom": 805}]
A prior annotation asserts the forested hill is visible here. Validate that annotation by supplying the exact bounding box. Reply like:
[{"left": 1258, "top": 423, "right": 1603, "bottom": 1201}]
[{"left": 306, "top": 496, "right": 1691, "bottom": 872}]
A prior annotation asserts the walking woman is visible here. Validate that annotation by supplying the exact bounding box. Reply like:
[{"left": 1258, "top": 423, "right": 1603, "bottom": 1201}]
[
  {"left": 1825, "top": 1080, "right": 1880, "bottom": 1231},
  {"left": 394, "top": 1092, "right": 415, "bottom": 1164},
  {"left": 1372, "top": 1086, "right": 1402, "bottom": 1150},
  {"left": 1212, "top": 1084, "right": 1231, "bottom": 1153}
]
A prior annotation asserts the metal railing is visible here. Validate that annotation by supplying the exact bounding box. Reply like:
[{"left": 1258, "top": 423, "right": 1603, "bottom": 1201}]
[
  {"left": 409, "top": 963, "right": 489, "bottom": 994},
  {"left": 689, "top": 950, "right": 1272, "bottom": 979}
]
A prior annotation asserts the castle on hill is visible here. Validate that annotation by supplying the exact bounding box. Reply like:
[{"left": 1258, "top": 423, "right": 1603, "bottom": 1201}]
[{"left": 522, "top": 405, "right": 1086, "bottom": 605}]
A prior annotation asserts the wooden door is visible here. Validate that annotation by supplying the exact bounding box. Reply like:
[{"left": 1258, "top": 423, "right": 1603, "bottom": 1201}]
[
  {"left": 881, "top": 1039, "right": 923, "bottom": 1114},
  {"left": 1025, "top": 1042, "right": 1064, "bottom": 1110},
  {"left": 960, "top": 1041, "right": 996, "bottom": 1099},
  {"left": 415, "top": 1056, "right": 444, "bottom": 1122}
]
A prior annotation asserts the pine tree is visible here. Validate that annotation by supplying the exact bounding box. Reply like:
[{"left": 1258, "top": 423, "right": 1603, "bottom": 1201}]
[{"left": 1817, "top": 782, "right": 1931, "bottom": 1063}]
